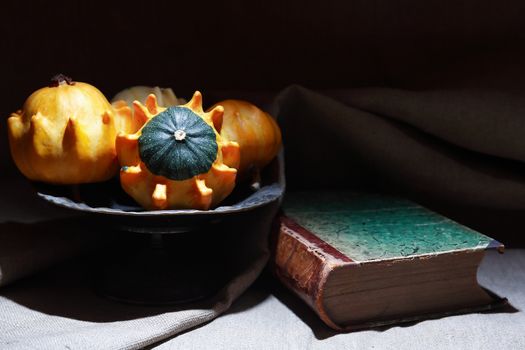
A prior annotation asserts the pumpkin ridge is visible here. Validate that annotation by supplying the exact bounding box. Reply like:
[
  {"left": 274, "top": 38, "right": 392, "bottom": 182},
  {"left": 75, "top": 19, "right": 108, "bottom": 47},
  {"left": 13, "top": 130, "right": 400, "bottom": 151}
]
[
  {"left": 166, "top": 109, "right": 178, "bottom": 130},
  {"left": 182, "top": 141, "right": 209, "bottom": 175},
  {"left": 151, "top": 122, "right": 176, "bottom": 136},
  {"left": 185, "top": 130, "right": 215, "bottom": 141},
  {"left": 173, "top": 107, "right": 189, "bottom": 127},
  {"left": 183, "top": 111, "right": 203, "bottom": 129},
  {"left": 143, "top": 140, "right": 174, "bottom": 176},
  {"left": 166, "top": 147, "right": 183, "bottom": 179},
  {"left": 172, "top": 145, "right": 193, "bottom": 179},
  {"left": 144, "top": 116, "right": 172, "bottom": 135},
  {"left": 182, "top": 137, "right": 217, "bottom": 171}
]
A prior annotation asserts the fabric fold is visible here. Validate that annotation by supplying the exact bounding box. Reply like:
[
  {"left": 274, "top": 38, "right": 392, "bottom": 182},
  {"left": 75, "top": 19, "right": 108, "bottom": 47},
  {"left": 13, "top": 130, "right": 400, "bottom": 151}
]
[
  {"left": 275, "top": 85, "right": 525, "bottom": 209},
  {"left": 335, "top": 88, "right": 525, "bottom": 162}
]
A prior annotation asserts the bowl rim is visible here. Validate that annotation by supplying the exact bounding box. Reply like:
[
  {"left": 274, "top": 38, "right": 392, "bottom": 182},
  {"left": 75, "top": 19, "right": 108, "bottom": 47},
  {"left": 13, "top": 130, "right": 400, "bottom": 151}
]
[
  {"left": 36, "top": 151, "right": 286, "bottom": 218},
  {"left": 37, "top": 183, "right": 284, "bottom": 217}
]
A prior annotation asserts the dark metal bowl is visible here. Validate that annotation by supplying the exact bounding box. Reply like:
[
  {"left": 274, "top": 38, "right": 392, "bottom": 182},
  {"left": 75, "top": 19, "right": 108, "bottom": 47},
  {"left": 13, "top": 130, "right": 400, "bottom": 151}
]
[
  {"left": 35, "top": 153, "right": 285, "bottom": 231},
  {"left": 33, "top": 154, "right": 285, "bottom": 304}
]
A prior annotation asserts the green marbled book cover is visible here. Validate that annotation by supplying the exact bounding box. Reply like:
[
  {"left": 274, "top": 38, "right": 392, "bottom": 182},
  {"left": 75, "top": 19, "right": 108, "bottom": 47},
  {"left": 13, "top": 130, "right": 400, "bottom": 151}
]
[{"left": 283, "top": 192, "right": 500, "bottom": 263}]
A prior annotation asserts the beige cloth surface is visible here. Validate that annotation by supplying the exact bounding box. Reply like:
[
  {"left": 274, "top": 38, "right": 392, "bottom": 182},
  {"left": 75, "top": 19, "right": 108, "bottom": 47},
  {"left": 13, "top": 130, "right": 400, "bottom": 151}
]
[
  {"left": 0, "top": 255, "right": 270, "bottom": 350},
  {"left": 1, "top": 243, "right": 522, "bottom": 349},
  {"left": 160, "top": 249, "right": 524, "bottom": 350}
]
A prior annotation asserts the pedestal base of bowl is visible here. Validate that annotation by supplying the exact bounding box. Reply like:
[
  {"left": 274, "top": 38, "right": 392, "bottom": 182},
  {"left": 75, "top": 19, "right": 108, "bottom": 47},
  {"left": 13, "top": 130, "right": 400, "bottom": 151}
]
[{"left": 94, "top": 227, "right": 225, "bottom": 305}]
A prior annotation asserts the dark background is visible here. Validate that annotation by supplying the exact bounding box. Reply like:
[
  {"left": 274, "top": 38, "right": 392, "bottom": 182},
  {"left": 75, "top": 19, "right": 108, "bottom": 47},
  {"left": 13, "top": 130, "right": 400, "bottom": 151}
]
[
  {"left": 1, "top": 1, "right": 524, "bottom": 244},
  {"left": 3, "top": 0, "right": 525, "bottom": 169}
]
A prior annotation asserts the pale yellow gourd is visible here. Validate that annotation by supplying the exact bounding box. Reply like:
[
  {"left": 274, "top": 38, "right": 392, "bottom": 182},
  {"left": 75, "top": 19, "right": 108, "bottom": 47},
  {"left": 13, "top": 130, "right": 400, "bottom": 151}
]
[
  {"left": 112, "top": 86, "right": 186, "bottom": 107},
  {"left": 111, "top": 86, "right": 186, "bottom": 136}
]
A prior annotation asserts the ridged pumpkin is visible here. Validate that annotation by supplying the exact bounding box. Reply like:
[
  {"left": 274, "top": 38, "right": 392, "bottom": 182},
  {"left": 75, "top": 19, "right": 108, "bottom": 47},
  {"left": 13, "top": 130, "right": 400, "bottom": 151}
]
[
  {"left": 116, "top": 91, "right": 240, "bottom": 210},
  {"left": 208, "top": 100, "right": 281, "bottom": 178},
  {"left": 7, "top": 75, "right": 127, "bottom": 184}
]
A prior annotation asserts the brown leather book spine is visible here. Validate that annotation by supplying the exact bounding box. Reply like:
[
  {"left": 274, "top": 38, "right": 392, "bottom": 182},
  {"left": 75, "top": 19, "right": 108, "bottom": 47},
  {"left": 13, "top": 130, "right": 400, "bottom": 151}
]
[{"left": 273, "top": 216, "right": 354, "bottom": 330}]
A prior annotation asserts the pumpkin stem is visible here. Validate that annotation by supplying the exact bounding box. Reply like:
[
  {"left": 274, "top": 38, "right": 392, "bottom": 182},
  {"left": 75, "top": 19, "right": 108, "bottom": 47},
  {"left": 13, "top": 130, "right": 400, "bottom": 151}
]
[
  {"left": 174, "top": 129, "right": 186, "bottom": 141},
  {"left": 49, "top": 74, "right": 75, "bottom": 87}
]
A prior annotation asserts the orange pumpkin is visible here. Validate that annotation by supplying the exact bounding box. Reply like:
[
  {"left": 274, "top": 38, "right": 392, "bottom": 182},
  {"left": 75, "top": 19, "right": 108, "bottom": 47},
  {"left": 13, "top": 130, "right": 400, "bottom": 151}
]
[
  {"left": 7, "top": 75, "right": 129, "bottom": 184},
  {"left": 116, "top": 92, "right": 240, "bottom": 210},
  {"left": 208, "top": 100, "right": 281, "bottom": 178}
]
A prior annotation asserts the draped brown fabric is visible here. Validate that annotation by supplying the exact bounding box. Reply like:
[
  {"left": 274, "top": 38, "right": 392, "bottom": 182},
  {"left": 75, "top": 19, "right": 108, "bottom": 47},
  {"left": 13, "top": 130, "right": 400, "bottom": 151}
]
[{"left": 274, "top": 86, "right": 525, "bottom": 210}]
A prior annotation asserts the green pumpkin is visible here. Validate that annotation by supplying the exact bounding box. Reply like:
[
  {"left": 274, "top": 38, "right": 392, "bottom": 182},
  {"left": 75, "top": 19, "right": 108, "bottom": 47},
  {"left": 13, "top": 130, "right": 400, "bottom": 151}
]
[{"left": 138, "top": 106, "right": 218, "bottom": 180}]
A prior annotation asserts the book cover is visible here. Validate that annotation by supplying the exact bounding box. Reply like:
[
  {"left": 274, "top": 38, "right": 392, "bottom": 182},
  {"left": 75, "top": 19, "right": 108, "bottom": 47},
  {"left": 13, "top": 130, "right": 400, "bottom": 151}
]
[{"left": 273, "top": 191, "right": 505, "bottom": 330}]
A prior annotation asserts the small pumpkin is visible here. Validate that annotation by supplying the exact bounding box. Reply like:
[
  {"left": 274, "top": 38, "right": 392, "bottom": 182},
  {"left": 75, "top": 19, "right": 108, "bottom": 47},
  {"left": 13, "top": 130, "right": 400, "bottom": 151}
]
[
  {"left": 7, "top": 74, "right": 129, "bottom": 184},
  {"left": 112, "top": 86, "right": 186, "bottom": 136},
  {"left": 112, "top": 85, "right": 186, "bottom": 108},
  {"left": 208, "top": 100, "right": 282, "bottom": 179},
  {"left": 116, "top": 91, "right": 240, "bottom": 210}
]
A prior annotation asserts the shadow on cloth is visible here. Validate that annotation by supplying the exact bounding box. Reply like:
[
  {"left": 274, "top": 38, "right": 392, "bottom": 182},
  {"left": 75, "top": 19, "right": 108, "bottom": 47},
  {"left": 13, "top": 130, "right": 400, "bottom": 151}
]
[
  {"left": 1, "top": 252, "right": 268, "bottom": 323},
  {"left": 0, "top": 209, "right": 273, "bottom": 323},
  {"left": 1, "top": 256, "right": 170, "bottom": 322},
  {"left": 0, "top": 219, "right": 99, "bottom": 287}
]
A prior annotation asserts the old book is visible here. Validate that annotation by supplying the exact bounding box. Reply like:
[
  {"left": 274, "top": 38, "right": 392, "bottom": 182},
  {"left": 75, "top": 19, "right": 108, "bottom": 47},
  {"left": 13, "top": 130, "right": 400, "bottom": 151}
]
[{"left": 273, "top": 191, "right": 505, "bottom": 331}]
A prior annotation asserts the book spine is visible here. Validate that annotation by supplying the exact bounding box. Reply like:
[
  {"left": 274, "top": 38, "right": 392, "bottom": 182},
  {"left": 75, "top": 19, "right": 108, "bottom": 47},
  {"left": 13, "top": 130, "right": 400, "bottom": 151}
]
[{"left": 272, "top": 216, "right": 353, "bottom": 330}]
